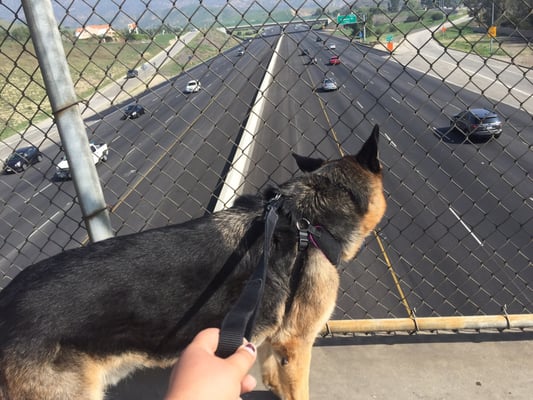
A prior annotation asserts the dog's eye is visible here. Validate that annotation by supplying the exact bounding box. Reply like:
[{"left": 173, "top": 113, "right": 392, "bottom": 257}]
[{"left": 280, "top": 357, "right": 289, "bottom": 366}]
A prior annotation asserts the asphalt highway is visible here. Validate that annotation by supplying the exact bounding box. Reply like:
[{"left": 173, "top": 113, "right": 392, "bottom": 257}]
[
  {"left": 0, "top": 34, "right": 279, "bottom": 286},
  {"left": 238, "top": 29, "right": 532, "bottom": 319},
  {"left": 0, "top": 27, "right": 531, "bottom": 321}
]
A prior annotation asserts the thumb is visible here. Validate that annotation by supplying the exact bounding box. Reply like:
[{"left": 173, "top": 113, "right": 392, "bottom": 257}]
[{"left": 227, "top": 342, "right": 257, "bottom": 375}]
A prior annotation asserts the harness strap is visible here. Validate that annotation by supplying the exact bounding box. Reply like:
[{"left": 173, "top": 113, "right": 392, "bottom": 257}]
[
  {"left": 297, "top": 220, "right": 342, "bottom": 266},
  {"left": 215, "top": 194, "right": 281, "bottom": 358}
]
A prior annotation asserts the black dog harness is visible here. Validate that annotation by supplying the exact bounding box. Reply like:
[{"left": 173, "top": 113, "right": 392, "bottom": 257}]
[
  {"left": 215, "top": 194, "right": 341, "bottom": 358},
  {"left": 296, "top": 219, "right": 341, "bottom": 266}
]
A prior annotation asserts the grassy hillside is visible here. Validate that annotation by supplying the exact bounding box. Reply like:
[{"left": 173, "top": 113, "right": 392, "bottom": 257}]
[{"left": 0, "top": 30, "right": 238, "bottom": 139}]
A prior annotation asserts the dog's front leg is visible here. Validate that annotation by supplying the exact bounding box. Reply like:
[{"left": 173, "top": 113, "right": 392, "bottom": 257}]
[{"left": 258, "top": 336, "right": 314, "bottom": 400}]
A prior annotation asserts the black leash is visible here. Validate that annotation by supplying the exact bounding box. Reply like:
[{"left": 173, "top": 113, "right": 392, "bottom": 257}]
[
  {"left": 215, "top": 194, "right": 282, "bottom": 358},
  {"left": 215, "top": 193, "right": 342, "bottom": 358}
]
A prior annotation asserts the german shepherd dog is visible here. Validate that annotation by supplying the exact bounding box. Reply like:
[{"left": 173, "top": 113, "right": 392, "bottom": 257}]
[{"left": 0, "top": 125, "right": 386, "bottom": 400}]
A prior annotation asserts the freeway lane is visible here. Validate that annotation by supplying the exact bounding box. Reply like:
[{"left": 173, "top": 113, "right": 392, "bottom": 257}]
[
  {"left": 243, "top": 32, "right": 410, "bottom": 319},
  {"left": 249, "top": 30, "right": 531, "bottom": 318},
  {"left": 0, "top": 35, "right": 279, "bottom": 287}
]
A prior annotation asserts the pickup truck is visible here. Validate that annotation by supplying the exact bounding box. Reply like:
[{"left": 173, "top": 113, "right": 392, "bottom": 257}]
[{"left": 54, "top": 142, "right": 108, "bottom": 180}]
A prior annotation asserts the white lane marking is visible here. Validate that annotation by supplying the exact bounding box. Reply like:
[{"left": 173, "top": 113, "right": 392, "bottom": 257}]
[
  {"left": 28, "top": 202, "right": 72, "bottom": 240},
  {"left": 26, "top": 182, "right": 53, "bottom": 203},
  {"left": 356, "top": 100, "right": 364, "bottom": 109},
  {"left": 383, "top": 132, "right": 397, "bottom": 148},
  {"left": 125, "top": 148, "right": 136, "bottom": 159},
  {"left": 449, "top": 207, "right": 483, "bottom": 246}
]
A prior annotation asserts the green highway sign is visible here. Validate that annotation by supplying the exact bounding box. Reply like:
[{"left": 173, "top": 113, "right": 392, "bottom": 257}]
[{"left": 337, "top": 14, "right": 357, "bottom": 25}]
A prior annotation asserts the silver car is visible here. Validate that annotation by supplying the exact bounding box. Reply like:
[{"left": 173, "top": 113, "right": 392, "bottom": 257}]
[{"left": 322, "top": 78, "right": 338, "bottom": 91}]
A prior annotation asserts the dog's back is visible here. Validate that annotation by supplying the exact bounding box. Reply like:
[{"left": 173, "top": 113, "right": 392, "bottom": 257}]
[{"left": 0, "top": 202, "right": 268, "bottom": 400}]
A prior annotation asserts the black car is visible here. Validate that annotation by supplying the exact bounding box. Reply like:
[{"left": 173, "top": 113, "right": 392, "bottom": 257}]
[
  {"left": 121, "top": 104, "right": 145, "bottom": 120},
  {"left": 452, "top": 108, "right": 503, "bottom": 139},
  {"left": 3, "top": 146, "right": 42, "bottom": 173},
  {"left": 126, "top": 69, "right": 138, "bottom": 79}
]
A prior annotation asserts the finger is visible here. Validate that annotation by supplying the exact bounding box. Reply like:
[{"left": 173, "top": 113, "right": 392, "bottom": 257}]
[
  {"left": 240, "top": 373, "right": 257, "bottom": 394},
  {"left": 189, "top": 328, "right": 221, "bottom": 352}
]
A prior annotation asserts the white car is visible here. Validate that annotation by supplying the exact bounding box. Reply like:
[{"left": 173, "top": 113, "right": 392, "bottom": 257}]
[
  {"left": 185, "top": 80, "right": 201, "bottom": 93},
  {"left": 54, "top": 142, "right": 108, "bottom": 180},
  {"left": 329, "top": 43, "right": 336, "bottom": 50}
]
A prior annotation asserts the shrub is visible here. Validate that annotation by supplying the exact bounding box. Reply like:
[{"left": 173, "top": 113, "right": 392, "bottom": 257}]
[
  {"left": 430, "top": 11, "right": 444, "bottom": 21},
  {"left": 405, "top": 14, "right": 420, "bottom": 23}
]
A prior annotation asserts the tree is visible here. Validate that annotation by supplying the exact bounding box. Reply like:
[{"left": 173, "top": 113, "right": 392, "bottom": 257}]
[
  {"left": 463, "top": 0, "right": 503, "bottom": 26},
  {"left": 402, "top": 0, "right": 422, "bottom": 11},
  {"left": 9, "top": 25, "right": 31, "bottom": 42},
  {"left": 311, "top": 7, "right": 323, "bottom": 18},
  {"left": 503, "top": 0, "right": 533, "bottom": 28},
  {"left": 389, "top": 0, "right": 401, "bottom": 12}
]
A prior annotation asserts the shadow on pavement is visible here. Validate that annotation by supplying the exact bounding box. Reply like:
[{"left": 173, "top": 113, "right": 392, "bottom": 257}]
[
  {"left": 314, "top": 330, "right": 533, "bottom": 347},
  {"left": 106, "top": 367, "right": 280, "bottom": 400}
]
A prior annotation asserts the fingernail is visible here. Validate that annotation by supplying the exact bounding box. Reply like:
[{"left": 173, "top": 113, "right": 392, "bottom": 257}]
[{"left": 244, "top": 342, "right": 256, "bottom": 355}]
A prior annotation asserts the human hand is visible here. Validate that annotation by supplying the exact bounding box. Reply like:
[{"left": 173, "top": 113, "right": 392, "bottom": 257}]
[{"left": 164, "top": 328, "right": 257, "bottom": 400}]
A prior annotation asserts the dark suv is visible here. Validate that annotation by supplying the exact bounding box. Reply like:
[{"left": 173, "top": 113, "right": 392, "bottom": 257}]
[
  {"left": 121, "top": 104, "right": 145, "bottom": 119},
  {"left": 126, "top": 69, "right": 138, "bottom": 79},
  {"left": 452, "top": 108, "right": 503, "bottom": 139}
]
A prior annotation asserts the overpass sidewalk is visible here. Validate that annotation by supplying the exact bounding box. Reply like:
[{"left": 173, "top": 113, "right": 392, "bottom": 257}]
[{"left": 108, "top": 330, "right": 533, "bottom": 400}]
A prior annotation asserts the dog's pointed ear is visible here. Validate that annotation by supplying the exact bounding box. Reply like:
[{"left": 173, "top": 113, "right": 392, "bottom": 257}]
[
  {"left": 292, "top": 153, "right": 325, "bottom": 173},
  {"left": 355, "top": 124, "right": 381, "bottom": 174}
]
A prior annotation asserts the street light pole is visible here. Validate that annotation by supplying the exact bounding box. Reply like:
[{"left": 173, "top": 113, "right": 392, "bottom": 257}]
[{"left": 490, "top": 1, "right": 494, "bottom": 55}]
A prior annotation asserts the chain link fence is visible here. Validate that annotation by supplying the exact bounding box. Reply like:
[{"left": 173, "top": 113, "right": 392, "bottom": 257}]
[{"left": 0, "top": 0, "right": 531, "bottom": 334}]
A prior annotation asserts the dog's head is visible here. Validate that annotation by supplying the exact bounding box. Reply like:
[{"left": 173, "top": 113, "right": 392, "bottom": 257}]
[{"left": 280, "top": 124, "right": 386, "bottom": 263}]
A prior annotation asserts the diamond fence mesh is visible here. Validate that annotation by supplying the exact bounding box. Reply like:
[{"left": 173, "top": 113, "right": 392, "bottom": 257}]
[{"left": 0, "top": 0, "right": 532, "bottom": 333}]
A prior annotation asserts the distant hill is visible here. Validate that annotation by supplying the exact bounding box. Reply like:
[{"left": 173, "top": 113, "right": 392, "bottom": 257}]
[{"left": 0, "top": 0, "right": 377, "bottom": 30}]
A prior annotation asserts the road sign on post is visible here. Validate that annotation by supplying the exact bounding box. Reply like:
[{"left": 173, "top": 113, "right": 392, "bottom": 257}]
[
  {"left": 488, "top": 26, "right": 497, "bottom": 38},
  {"left": 337, "top": 14, "right": 357, "bottom": 25}
]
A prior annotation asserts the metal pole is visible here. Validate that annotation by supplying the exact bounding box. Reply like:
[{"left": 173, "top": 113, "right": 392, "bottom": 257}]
[
  {"left": 363, "top": 14, "right": 366, "bottom": 43},
  {"left": 490, "top": 2, "right": 494, "bottom": 55},
  {"left": 21, "top": 0, "right": 113, "bottom": 243}
]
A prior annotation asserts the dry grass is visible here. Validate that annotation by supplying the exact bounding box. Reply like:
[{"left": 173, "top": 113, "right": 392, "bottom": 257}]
[
  {"left": 0, "top": 31, "right": 240, "bottom": 139},
  {"left": 1, "top": 37, "right": 172, "bottom": 138},
  {"left": 157, "top": 29, "right": 241, "bottom": 78},
  {"left": 436, "top": 26, "right": 533, "bottom": 67}
]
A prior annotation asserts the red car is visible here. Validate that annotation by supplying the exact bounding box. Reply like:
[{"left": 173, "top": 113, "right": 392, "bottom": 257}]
[{"left": 329, "top": 56, "right": 340, "bottom": 65}]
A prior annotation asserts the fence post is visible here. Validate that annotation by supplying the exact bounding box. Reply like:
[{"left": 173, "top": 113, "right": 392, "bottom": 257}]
[{"left": 21, "top": 0, "right": 113, "bottom": 243}]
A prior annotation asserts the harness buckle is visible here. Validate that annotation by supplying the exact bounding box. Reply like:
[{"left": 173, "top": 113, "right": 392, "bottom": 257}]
[{"left": 296, "top": 218, "right": 310, "bottom": 251}]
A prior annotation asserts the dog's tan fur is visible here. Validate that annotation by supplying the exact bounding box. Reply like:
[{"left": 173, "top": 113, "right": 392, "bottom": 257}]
[{"left": 259, "top": 250, "right": 341, "bottom": 399}]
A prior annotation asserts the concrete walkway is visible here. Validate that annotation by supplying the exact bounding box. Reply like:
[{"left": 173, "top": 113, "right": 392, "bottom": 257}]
[{"left": 107, "top": 330, "right": 533, "bottom": 400}]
